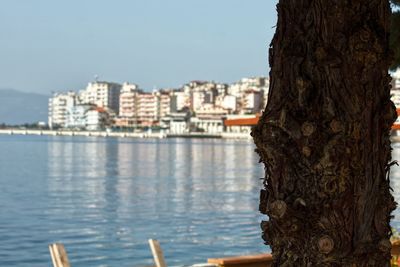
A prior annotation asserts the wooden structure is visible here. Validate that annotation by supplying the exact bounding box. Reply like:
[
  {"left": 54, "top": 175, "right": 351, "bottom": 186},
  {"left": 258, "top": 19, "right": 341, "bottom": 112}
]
[
  {"left": 46, "top": 240, "right": 400, "bottom": 266},
  {"left": 148, "top": 239, "right": 167, "bottom": 267},
  {"left": 207, "top": 242, "right": 400, "bottom": 267},
  {"left": 224, "top": 115, "right": 260, "bottom": 127},
  {"left": 49, "top": 243, "right": 71, "bottom": 267},
  {"left": 208, "top": 254, "right": 272, "bottom": 267}
]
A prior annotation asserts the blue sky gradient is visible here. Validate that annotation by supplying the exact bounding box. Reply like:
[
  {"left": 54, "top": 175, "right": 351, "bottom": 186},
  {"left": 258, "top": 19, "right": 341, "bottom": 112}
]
[{"left": 0, "top": 0, "right": 278, "bottom": 93}]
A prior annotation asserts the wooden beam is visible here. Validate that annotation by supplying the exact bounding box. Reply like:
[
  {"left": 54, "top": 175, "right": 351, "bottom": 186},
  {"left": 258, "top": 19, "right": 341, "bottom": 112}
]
[
  {"left": 208, "top": 254, "right": 272, "bottom": 267},
  {"left": 49, "top": 243, "right": 71, "bottom": 267},
  {"left": 148, "top": 239, "right": 167, "bottom": 267}
]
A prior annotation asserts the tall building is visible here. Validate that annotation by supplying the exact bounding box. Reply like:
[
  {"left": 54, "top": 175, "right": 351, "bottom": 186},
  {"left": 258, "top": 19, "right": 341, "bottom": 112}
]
[
  {"left": 188, "top": 81, "right": 218, "bottom": 112},
  {"left": 136, "top": 93, "right": 158, "bottom": 126},
  {"left": 48, "top": 92, "right": 78, "bottom": 129},
  {"left": 118, "top": 83, "right": 141, "bottom": 127},
  {"left": 170, "top": 91, "right": 189, "bottom": 112},
  {"left": 228, "top": 77, "right": 269, "bottom": 114},
  {"left": 242, "top": 89, "right": 262, "bottom": 114},
  {"left": 79, "top": 81, "right": 122, "bottom": 114},
  {"left": 157, "top": 91, "right": 171, "bottom": 119}
]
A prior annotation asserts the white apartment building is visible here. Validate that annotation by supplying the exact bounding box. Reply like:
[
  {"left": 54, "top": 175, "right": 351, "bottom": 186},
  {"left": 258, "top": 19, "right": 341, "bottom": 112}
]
[
  {"left": 189, "top": 81, "right": 218, "bottom": 112},
  {"left": 227, "top": 77, "right": 269, "bottom": 114},
  {"left": 392, "top": 69, "right": 400, "bottom": 107},
  {"left": 190, "top": 117, "right": 224, "bottom": 133},
  {"left": 170, "top": 91, "right": 189, "bottom": 112},
  {"left": 161, "top": 112, "right": 190, "bottom": 133},
  {"left": 242, "top": 89, "right": 262, "bottom": 114},
  {"left": 48, "top": 92, "right": 79, "bottom": 129},
  {"left": 79, "top": 81, "right": 122, "bottom": 114},
  {"left": 86, "top": 107, "right": 110, "bottom": 131},
  {"left": 65, "top": 104, "right": 93, "bottom": 129},
  {"left": 221, "top": 95, "right": 237, "bottom": 112},
  {"left": 192, "top": 91, "right": 206, "bottom": 111},
  {"left": 157, "top": 91, "right": 171, "bottom": 119}
]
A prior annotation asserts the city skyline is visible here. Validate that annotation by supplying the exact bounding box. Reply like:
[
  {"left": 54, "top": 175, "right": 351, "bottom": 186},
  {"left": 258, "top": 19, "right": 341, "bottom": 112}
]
[
  {"left": 0, "top": 0, "right": 279, "bottom": 94},
  {"left": 48, "top": 77, "right": 269, "bottom": 132}
]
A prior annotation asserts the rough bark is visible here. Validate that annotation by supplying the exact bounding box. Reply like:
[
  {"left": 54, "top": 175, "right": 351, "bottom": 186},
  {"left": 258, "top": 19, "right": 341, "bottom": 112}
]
[{"left": 252, "top": 0, "right": 397, "bottom": 266}]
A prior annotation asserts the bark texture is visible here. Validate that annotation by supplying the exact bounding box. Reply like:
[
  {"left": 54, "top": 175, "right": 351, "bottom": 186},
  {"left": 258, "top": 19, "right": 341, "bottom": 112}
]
[{"left": 252, "top": 0, "right": 397, "bottom": 266}]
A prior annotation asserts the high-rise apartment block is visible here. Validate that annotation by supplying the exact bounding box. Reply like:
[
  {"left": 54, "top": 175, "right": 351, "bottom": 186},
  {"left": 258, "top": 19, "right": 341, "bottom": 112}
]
[
  {"left": 48, "top": 92, "right": 79, "bottom": 129},
  {"left": 79, "top": 81, "right": 122, "bottom": 114}
]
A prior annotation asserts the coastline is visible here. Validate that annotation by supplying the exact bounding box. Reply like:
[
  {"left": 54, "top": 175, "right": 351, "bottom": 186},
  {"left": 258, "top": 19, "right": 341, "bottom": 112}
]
[
  {"left": 0, "top": 129, "right": 253, "bottom": 140},
  {"left": 3, "top": 129, "right": 400, "bottom": 143}
]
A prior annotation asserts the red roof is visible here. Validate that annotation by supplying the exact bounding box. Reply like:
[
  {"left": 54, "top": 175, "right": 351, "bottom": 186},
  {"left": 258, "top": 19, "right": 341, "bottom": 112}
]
[{"left": 224, "top": 115, "right": 260, "bottom": 126}]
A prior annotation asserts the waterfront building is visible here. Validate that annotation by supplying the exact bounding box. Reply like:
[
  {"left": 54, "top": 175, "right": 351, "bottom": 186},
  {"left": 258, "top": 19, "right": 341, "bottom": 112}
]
[
  {"left": 65, "top": 104, "right": 94, "bottom": 129},
  {"left": 170, "top": 91, "right": 189, "bottom": 112},
  {"left": 79, "top": 81, "right": 122, "bottom": 114},
  {"left": 221, "top": 95, "right": 237, "bottom": 112},
  {"left": 118, "top": 82, "right": 142, "bottom": 128},
  {"left": 86, "top": 107, "right": 112, "bottom": 131},
  {"left": 48, "top": 76, "right": 270, "bottom": 132},
  {"left": 224, "top": 114, "right": 260, "bottom": 133},
  {"left": 117, "top": 87, "right": 173, "bottom": 128},
  {"left": 136, "top": 92, "right": 159, "bottom": 127},
  {"left": 227, "top": 77, "right": 269, "bottom": 114},
  {"left": 190, "top": 117, "right": 224, "bottom": 133},
  {"left": 190, "top": 104, "right": 227, "bottom": 133},
  {"left": 48, "top": 91, "right": 79, "bottom": 129},
  {"left": 63, "top": 104, "right": 113, "bottom": 130},
  {"left": 186, "top": 81, "right": 218, "bottom": 112},
  {"left": 157, "top": 90, "right": 171, "bottom": 120},
  {"left": 392, "top": 69, "right": 400, "bottom": 107},
  {"left": 242, "top": 89, "right": 263, "bottom": 114},
  {"left": 161, "top": 112, "right": 190, "bottom": 133}
]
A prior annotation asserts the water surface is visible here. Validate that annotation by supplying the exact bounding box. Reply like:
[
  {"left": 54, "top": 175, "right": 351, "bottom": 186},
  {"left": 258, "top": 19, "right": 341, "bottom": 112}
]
[
  {"left": 0, "top": 136, "right": 265, "bottom": 267},
  {"left": 2, "top": 135, "right": 400, "bottom": 267}
]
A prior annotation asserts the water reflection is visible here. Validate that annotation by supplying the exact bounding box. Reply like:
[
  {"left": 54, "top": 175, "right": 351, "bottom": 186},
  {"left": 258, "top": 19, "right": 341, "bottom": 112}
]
[
  {"left": 45, "top": 137, "right": 264, "bottom": 267},
  {"left": 4, "top": 135, "right": 400, "bottom": 267}
]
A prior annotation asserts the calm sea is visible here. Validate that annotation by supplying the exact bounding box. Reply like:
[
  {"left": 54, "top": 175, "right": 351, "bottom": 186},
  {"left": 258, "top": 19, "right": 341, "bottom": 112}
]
[
  {"left": 1, "top": 135, "right": 400, "bottom": 267},
  {"left": 0, "top": 136, "right": 266, "bottom": 267}
]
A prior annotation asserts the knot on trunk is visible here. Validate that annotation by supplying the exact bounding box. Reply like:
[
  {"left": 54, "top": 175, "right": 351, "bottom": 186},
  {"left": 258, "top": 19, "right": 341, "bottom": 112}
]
[
  {"left": 269, "top": 200, "right": 287, "bottom": 219},
  {"left": 330, "top": 120, "right": 342, "bottom": 133},
  {"left": 318, "top": 236, "right": 334, "bottom": 254},
  {"left": 301, "top": 122, "right": 315, "bottom": 136}
]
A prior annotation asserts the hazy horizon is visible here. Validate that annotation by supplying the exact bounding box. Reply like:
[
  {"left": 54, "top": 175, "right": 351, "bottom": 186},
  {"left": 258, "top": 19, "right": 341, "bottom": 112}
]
[{"left": 0, "top": 0, "right": 278, "bottom": 94}]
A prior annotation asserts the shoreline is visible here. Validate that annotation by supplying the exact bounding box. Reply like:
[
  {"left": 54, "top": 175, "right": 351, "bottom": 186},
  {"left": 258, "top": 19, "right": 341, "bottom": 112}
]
[
  {"left": 3, "top": 129, "right": 400, "bottom": 142},
  {"left": 0, "top": 129, "right": 253, "bottom": 140}
]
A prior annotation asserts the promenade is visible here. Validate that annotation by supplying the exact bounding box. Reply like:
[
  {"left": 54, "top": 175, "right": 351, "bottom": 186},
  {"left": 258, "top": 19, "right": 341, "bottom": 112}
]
[{"left": 0, "top": 129, "right": 253, "bottom": 139}]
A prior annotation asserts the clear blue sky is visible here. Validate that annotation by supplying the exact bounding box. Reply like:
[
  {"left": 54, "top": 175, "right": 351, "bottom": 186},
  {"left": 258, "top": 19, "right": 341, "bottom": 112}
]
[{"left": 0, "top": 0, "right": 278, "bottom": 94}]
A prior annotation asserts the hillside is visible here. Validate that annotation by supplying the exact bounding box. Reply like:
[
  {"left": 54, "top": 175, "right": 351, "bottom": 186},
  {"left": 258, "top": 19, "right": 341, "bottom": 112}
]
[{"left": 0, "top": 89, "right": 48, "bottom": 125}]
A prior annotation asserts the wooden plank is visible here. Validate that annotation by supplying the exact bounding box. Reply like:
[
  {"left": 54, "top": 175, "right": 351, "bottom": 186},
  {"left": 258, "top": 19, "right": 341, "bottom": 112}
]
[
  {"left": 208, "top": 254, "right": 272, "bottom": 266},
  {"left": 49, "top": 244, "right": 58, "bottom": 267},
  {"left": 208, "top": 253, "right": 273, "bottom": 267},
  {"left": 49, "top": 243, "right": 71, "bottom": 267},
  {"left": 208, "top": 243, "right": 400, "bottom": 267},
  {"left": 148, "top": 239, "right": 167, "bottom": 267}
]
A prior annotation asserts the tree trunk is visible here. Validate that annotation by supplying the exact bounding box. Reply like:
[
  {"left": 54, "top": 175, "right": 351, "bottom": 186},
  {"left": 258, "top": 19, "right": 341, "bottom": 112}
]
[{"left": 252, "top": 1, "right": 397, "bottom": 266}]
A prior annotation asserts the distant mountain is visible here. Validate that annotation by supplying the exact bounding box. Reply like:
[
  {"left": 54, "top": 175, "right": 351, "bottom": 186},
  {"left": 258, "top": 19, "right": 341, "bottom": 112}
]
[{"left": 0, "top": 89, "right": 49, "bottom": 125}]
